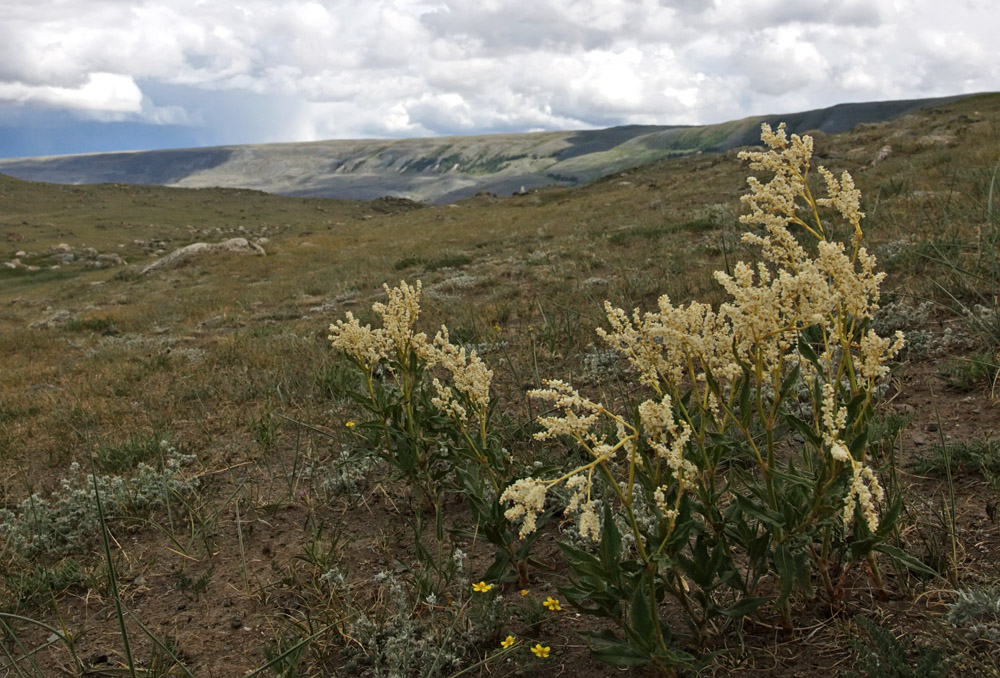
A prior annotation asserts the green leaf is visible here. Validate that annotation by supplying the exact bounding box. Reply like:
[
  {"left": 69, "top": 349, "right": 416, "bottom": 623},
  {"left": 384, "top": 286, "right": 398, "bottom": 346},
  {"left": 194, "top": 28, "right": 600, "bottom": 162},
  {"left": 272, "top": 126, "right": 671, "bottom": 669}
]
[
  {"left": 627, "top": 578, "right": 657, "bottom": 645},
  {"left": 793, "top": 550, "right": 814, "bottom": 598},
  {"left": 703, "top": 365, "right": 722, "bottom": 402},
  {"left": 677, "top": 535, "right": 720, "bottom": 589},
  {"left": 845, "top": 392, "right": 868, "bottom": 423},
  {"left": 874, "top": 496, "right": 903, "bottom": 540},
  {"left": 580, "top": 630, "right": 652, "bottom": 667},
  {"left": 737, "top": 373, "right": 752, "bottom": 427},
  {"left": 558, "top": 579, "right": 622, "bottom": 619},
  {"left": 778, "top": 364, "right": 802, "bottom": 403},
  {"left": 557, "top": 541, "right": 607, "bottom": 580},
  {"left": 784, "top": 413, "right": 822, "bottom": 446},
  {"left": 773, "top": 544, "right": 795, "bottom": 605},
  {"left": 797, "top": 335, "right": 820, "bottom": 366},
  {"left": 391, "top": 436, "right": 417, "bottom": 472},
  {"left": 736, "top": 494, "right": 785, "bottom": 530},
  {"left": 599, "top": 503, "right": 623, "bottom": 582},
  {"left": 482, "top": 552, "right": 512, "bottom": 582},
  {"left": 848, "top": 426, "right": 869, "bottom": 459},
  {"left": 875, "top": 544, "right": 939, "bottom": 578}
]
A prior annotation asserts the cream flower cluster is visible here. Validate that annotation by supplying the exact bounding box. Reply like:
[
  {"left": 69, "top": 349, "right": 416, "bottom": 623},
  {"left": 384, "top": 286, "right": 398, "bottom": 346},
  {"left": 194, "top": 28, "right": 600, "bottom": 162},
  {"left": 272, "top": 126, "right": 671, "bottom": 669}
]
[
  {"left": 598, "top": 298, "right": 737, "bottom": 390},
  {"left": 639, "top": 396, "right": 696, "bottom": 489},
  {"left": 588, "top": 123, "right": 902, "bottom": 531},
  {"left": 529, "top": 379, "right": 605, "bottom": 445},
  {"left": 565, "top": 474, "right": 601, "bottom": 542},
  {"left": 328, "top": 281, "right": 493, "bottom": 423},
  {"left": 500, "top": 477, "right": 548, "bottom": 539},
  {"left": 843, "top": 465, "right": 886, "bottom": 533},
  {"left": 820, "top": 380, "right": 889, "bottom": 530},
  {"left": 502, "top": 383, "right": 698, "bottom": 542},
  {"left": 328, "top": 281, "right": 428, "bottom": 368}
]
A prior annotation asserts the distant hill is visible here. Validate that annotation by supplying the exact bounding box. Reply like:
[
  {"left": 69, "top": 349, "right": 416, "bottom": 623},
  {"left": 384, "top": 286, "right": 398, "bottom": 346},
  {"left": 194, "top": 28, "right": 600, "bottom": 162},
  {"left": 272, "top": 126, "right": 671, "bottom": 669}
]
[{"left": 0, "top": 94, "right": 973, "bottom": 204}]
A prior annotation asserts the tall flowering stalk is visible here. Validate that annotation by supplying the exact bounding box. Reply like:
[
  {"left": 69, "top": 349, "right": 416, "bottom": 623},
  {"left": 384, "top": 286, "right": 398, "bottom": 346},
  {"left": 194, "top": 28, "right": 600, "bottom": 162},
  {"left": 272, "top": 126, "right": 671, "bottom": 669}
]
[
  {"left": 329, "top": 282, "right": 537, "bottom": 586},
  {"left": 501, "top": 124, "right": 906, "bottom": 673}
]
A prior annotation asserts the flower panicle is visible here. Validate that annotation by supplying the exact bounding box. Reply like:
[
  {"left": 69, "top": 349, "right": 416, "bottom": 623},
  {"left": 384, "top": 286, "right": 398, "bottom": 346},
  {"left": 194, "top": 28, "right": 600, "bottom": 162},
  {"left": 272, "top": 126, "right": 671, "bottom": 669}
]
[{"left": 328, "top": 280, "right": 494, "bottom": 422}]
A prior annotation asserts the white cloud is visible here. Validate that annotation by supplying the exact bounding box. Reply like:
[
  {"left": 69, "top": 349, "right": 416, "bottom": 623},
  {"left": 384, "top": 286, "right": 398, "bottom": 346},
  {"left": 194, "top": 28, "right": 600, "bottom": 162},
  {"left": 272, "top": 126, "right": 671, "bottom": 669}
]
[
  {"left": 0, "top": 73, "right": 142, "bottom": 115},
  {"left": 0, "top": 0, "right": 997, "bottom": 150}
]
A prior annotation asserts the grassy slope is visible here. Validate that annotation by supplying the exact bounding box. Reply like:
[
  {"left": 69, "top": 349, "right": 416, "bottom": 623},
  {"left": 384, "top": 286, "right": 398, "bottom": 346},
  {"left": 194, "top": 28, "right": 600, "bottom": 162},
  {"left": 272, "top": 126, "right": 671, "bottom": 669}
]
[
  {"left": 0, "top": 94, "right": 975, "bottom": 204},
  {"left": 0, "top": 92, "right": 999, "bottom": 675}
]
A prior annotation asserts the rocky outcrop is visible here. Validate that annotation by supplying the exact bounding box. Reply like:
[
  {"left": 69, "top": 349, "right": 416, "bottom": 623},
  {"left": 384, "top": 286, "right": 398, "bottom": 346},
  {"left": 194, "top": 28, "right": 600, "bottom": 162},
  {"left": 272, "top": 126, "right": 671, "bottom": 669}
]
[
  {"left": 139, "top": 237, "right": 266, "bottom": 275},
  {"left": 4, "top": 243, "right": 130, "bottom": 271}
]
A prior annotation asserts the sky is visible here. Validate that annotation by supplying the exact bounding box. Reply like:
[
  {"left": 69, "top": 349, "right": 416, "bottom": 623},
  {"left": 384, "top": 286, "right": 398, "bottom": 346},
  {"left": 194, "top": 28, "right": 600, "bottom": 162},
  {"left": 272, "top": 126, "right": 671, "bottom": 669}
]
[{"left": 0, "top": 0, "right": 997, "bottom": 158}]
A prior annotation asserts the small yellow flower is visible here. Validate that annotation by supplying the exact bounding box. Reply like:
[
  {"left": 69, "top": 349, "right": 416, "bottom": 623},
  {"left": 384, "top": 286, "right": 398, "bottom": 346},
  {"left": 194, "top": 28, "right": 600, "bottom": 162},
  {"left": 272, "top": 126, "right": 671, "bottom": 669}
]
[
  {"left": 519, "top": 589, "right": 529, "bottom": 596},
  {"left": 542, "top": 596, "right": 561, "bottom": 611},
  {"left": 345, "top": 421, "right": 356, "bottom": 428},
  {"left": 501, "top": 635, "right": 515, "bottom": 649},
  {"left": 530, "top": 644, "right": 550, "bottom": 658},
  {"left": 472, "top": 581, "right": 494, "bottom": 593}
]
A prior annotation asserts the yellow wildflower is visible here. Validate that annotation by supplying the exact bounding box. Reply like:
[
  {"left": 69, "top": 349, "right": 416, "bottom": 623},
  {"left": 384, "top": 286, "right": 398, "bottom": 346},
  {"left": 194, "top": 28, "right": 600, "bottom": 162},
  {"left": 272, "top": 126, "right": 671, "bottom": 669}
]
[
  {"left": 472, "top": 581, "right": 493, "bottom": 593},
  {"left": 519, "top": 589, "right": 529, "bottom": 596},
  {"left": 345, "top": 421, "right": 356, "bottom": 428},
  {"left": 542, "top": 596, "right": 561, "bottom": 611},
  {"left": 501, "top": 635, "right": 515, "bottom": 649},
  {"left": 530, "top": 644, "right": 550, "bottom": 658}
]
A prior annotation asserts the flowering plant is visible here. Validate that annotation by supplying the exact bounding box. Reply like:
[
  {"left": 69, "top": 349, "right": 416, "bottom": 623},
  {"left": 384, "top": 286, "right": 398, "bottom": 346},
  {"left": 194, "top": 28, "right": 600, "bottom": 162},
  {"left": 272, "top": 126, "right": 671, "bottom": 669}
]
[
  {"left": 328, "top": 282, "right": 539, "bottom": 586},
  {"left": 329, "top": 124, "right": 914, "bottom": 674},
  {"left": 500, "top": 124, "right": 907, "bottom": 673}
]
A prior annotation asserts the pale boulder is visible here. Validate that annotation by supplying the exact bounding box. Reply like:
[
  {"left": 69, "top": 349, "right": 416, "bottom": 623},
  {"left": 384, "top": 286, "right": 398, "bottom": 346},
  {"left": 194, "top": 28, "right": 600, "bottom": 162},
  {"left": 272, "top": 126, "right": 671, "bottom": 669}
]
[{"left": 140, "top": 238, "right": 266, "bottom": 275}]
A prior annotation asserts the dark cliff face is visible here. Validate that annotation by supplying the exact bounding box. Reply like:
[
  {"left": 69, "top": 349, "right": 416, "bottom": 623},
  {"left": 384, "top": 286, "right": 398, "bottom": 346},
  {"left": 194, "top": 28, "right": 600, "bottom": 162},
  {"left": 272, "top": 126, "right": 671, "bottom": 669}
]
[
  {"left": 0, "top": 148, "right": 236, "bottom": 187},
  {"left": 0, "top": 94, "right": 975, "bottom": 203}
]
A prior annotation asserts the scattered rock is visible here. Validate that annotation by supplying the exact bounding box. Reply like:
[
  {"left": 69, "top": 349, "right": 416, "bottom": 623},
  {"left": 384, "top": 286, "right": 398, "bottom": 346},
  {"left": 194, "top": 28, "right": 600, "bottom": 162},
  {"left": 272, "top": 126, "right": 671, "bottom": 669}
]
[
  {"left": 30, "top": 309, "right": 75, "bottom": 329},
  {"left": 2, "top": 257, "right": 40, "bottom": 271},
  {"left": 870, "top": 144, "right": 892, "bottom": 167},
  {"left": 918, "top": 133, "right": 956, "bottom": 147},
  {"left": 139, "top": 238, "right": 266, "bottom": 275},
  {"left": 92, "top": 253, "right": 127, "bottom": 268}
]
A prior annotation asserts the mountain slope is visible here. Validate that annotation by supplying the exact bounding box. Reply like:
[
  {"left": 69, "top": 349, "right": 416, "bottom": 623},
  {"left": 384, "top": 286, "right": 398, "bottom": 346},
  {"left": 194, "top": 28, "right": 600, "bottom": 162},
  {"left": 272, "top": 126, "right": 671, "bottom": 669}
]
[{"left": 0, "top": 94, "right": 974, "bottom": 203}]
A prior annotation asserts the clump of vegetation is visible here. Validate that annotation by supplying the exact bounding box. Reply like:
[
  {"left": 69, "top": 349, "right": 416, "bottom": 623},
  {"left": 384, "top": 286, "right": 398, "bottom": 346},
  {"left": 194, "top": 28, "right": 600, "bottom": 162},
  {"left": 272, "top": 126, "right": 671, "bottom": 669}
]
[
  {"left": 327, "top": 124, "right": 910, "bottom": 674},
  {"left": 848, "top": 617, "right": 950, "bottom": 678},
  {"left": 498, "top": 124, "right": 908, "bottom": 672},
  {"left": 0, "top": 443, "right": 197, "bottom": 560},
  {"left": 908, "top": 438, "right": 1000, "bottom": 477},
  {"left": 948, "top": 586, "right": 1000, "bottom": 643}
]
